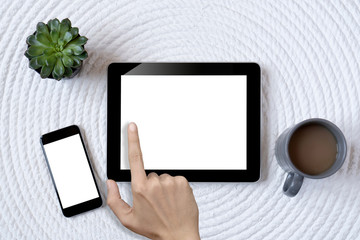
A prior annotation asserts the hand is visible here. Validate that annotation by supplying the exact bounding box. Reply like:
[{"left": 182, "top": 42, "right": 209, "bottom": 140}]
[{"left": 107, "top": 122, "right": 200, "bottom": 240}]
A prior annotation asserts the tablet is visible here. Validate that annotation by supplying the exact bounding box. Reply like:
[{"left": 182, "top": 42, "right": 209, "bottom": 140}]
[{"left": 108, "top": 63, "right": 261, "bottom": 182}]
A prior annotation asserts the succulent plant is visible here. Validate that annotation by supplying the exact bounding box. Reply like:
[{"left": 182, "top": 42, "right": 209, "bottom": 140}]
[{"left": 24, "top": 18, "right": 88, "bottom": 80}]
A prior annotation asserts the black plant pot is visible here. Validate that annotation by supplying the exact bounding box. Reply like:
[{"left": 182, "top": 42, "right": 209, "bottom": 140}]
[{"left": 26, "top": 31, "right": 84, "bottom": 80}]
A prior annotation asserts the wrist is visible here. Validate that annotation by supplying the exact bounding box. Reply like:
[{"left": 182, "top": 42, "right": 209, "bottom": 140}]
[
  {"left": 159, "top": 231, "right": 200, "bottom": 240},
  {"left": 180, "top": 232, "right": 200, "bottom": 240}
]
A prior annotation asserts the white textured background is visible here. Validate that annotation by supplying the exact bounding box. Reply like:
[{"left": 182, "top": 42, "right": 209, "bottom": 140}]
[{"left": 1, "top": 0, "right": 360, "bottom": 239}]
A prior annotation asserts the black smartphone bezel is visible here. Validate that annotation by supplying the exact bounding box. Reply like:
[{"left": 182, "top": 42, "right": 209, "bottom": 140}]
[
  {"left": 40, "top": 125, "right": 102, "bottom": 217},
  {"left": 107, "top": 63, "right": 261, "bottom": 182}
]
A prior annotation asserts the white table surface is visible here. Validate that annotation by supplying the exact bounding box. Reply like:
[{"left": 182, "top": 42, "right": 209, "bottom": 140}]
[{"left": 1, "top": 0, "right": 360, "bottom": 239}]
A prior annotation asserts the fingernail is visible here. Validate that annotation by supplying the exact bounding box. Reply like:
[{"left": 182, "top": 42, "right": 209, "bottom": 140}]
[{"left": 129, "top": 122, "right": 137, "bottom": 132}]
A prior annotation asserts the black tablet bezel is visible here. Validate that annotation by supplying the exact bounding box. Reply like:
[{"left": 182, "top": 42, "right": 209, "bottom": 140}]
[
  {"left": 41, "top": 125, "right": 102, "bottom": 217},
  {"left": 107, "top": 63, "right": 261, "bottom": 182}
]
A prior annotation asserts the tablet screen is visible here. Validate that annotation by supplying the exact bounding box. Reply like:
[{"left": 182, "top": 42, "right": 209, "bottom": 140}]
[{"left": 120, "top": 75, "right": 247, "bottom": 170}]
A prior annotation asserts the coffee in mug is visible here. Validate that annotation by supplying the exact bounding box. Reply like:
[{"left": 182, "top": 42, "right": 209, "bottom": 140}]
[
  {"left": 275, "top": 118, "right": 347, "bottom": 197},
  {"left": 288, "top": 123, "right": 337, "bottom": 175}
]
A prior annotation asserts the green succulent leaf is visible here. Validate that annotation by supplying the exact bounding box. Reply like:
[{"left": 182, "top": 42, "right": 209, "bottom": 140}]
[
  {"left": 63, "top": 31, "right": 73, "bottom": 45},
  {"left": 24, "top": 50, "right": 32, "bottom": 59},
  {"left": 50, "top": 29, "right": 60, "bottom": 43},
  {"left": 29, "top": 55, "right": 47, "bottom": 69},
  {"left": 70, "top": 27, "right": 79, "bottom": 38},
  {"left": 35, "top": 55, "right": 47, "bottom": 66},
  {"left": 47, "top": 19, "right": 60, "bottom": 43},
  {"left": 45, "top": 55, "right": 56, "bottom": 67},
  {"left": 27, "top": 46, "right": 44, "bottom": 57},
  {"left": 73, "top": 46, "right": 84, "bottom": 55},
  {"left": 40, "top": 64, "right": 54, "bottom": 78},
  {"left": 53, "top": 57, "right": 65, "bottom": 79},
  {"left": 64, "top": 67, "right": 73, "bottom": 78},
  {"left": 36, "top": 22, "right": 50, "bottom": 36},
  {"left": 78, "top": 36, "right": 88, "bottom": 45},
  {"left": 29, "top": 58, "right": 42, "bottom": 69},
  {"left": 72, "top": 57, "right": 81, "bottom": 68},
  {"left": 62, "top": 55, "right": 73, "bottom": 67},
  {"left": 46, "top": 19, "right": 52, "bottom": 28},
  {"left": 67, "top": 36, "right": 88, "bottom": 46},
  {"left": 26, "top": 35, "right": 46, "bottom": 47},
  {"left": 52, "top": 72, "right": 61, "bottom": 80},
  {"left": 62, "top": 48, "right": 72, "bottom": 55},
  {"left": 57, "top": 39, "right": 64, "bottom": 46},
  {"left": 64, "top": 44, "right": 83, "bottom": 55},
  {"left": 35, "top": 33, "right": 52, "bottom": 46},
  {"left": 59, "top": 18, "right": 71, "bottom": 38},
  {"left": 76, "top": 51, "right": 88, "bottom": 60},
  {"left": 44, "top": 48, "right": 55, "bottom": 56},
  {"left": 48, "top": 19, "right": 60, "bottom": 32}
]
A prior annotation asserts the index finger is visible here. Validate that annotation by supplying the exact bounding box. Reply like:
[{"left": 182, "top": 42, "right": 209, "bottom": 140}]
[{"left": 127, "top": 122, "right": 146, "bottom": 183}]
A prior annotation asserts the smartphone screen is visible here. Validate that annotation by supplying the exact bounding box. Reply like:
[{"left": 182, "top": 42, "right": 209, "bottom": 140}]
[{"left": 41, "top": 125, "right": 102, "bottom": 217}]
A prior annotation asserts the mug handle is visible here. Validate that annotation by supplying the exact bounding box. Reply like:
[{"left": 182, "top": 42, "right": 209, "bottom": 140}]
[{"left": 283, "top": 172, "right": 304, "bottom": 197}]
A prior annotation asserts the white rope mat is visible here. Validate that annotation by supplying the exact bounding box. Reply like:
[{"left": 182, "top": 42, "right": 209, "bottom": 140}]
[{"left": 1, "top": 0, "right": 360, "bottom": 239}]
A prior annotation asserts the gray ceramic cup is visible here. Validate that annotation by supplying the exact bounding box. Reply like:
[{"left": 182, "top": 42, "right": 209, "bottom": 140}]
[{"left": 275, "top": 118, "right": 347, "bottom": 197}]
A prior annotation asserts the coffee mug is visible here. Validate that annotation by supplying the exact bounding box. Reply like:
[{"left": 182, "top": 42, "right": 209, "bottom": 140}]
[{"left": 275, "top": 118, "right": 347, "bottom": 197}]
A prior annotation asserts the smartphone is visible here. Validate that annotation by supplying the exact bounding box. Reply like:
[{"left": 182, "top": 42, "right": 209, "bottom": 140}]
[{"left": 40, "top": 125, "right": 102, "bottom": 217}]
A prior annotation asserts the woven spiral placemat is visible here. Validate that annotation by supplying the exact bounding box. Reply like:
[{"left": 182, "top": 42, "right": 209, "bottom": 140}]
[{"left": 1, "top": 0, "right": 360, "bottom": 239}]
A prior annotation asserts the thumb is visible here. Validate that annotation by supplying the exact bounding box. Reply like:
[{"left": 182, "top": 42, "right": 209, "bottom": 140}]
[{"left": 106, "top": 179, "right": 133, "bottom": 226}]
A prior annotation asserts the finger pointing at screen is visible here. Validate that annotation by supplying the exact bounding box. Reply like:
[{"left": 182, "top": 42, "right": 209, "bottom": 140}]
[
  {"left": 127, "top": 122, "right": 146, "bottom": 184},
  {"left": 107, "top": 122, "right": 200, "bottom": 240}
]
